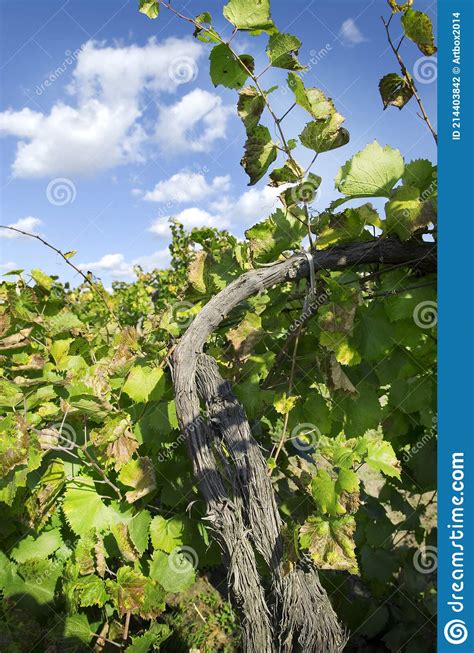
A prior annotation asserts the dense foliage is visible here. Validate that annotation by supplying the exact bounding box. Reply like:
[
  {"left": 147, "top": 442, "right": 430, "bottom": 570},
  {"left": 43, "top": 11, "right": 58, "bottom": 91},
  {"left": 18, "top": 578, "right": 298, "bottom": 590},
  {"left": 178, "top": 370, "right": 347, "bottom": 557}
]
[{"left": 0, "top": 0, "right": 437, "bottom": 651}]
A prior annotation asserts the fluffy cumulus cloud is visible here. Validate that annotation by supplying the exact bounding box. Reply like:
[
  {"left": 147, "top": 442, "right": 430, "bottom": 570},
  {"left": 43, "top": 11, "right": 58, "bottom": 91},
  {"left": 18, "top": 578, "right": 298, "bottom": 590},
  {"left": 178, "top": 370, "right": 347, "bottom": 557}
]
[
  {"left": 154, "top": 89, "right": 234, "bottom": 154},
  {"left": 0, "top": 37, "right": 233, "bottom": 177},
  {"left": 149, "top": 207, "right": 230, "bottom": 236},
  {"left": 79, "top": 247, "right": 171, "bottom": 279},
  {"left": 144, "top": 171, "right": 230, "bottom": 202},
  {"left": 148, "top": 182, "right": 285, "bottom": 237},
  {"left": 0, "top": 216, "right": 43, "bottom": 238},
  {"left": 339, "top": 18, "right": 369, "bottom": 46}
]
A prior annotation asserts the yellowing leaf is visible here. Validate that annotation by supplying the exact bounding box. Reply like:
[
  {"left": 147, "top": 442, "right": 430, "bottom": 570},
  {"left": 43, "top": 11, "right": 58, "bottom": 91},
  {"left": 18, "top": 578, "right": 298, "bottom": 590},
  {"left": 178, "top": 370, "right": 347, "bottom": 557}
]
[
  {"left": 300, "top": 515, "right": 358, "bottom": 572},
  {"left": 273, "top": 393, "right": 299, "bottom": 415},
  {"left": 118, "top": 457, "right": 157, "bottom": 503},
  {"left": 123, "top": 366, "right": 164, "bottom": 403}
]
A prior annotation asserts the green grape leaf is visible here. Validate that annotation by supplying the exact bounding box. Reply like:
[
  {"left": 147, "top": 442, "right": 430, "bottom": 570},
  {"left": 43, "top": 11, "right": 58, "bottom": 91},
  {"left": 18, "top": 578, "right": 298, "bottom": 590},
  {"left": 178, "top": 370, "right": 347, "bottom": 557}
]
[
  {"left": 241, "top": 125, "right": 278, "bottom": 185},
  {"left": 237, "top": 86, "right": 266, "bottom": 133},
  {"left": 245, "top": 207, "right": 306, "bottom": 262},
  {"left": 126, "top": 624, "right": 172, "bottom": 653},
  {"left": 379, "top": 73, "right": 414, "bottom": 109},
  {"left": 401, "top": 9, "right": 437, "bottom": 55},
  {"left": 281, "top": 172, "right": 321, "bottom": 205},
  {"left": 287, "top": 72, "right": 335, "bottom": 119},
  {"left": 193, "top": 12, "right": 220, "bottom": 43},
  {"left": 188, "top": 250, "right": 208, "bottom": 294},
  {"left": 118, "top": 457, "right": 156, "bottom": 503},
  {"left": 299, "top": 114, "right": 349, "bottom": 153},
  {"left": 227, "top": 312, "right": 263, "bottom": 357},
  {"left": 299, "top": 515, "right": 358, "bottom": 572},
  {"left": 63, "top": 614, "right": 93, "bottom": 644},
  {"left": 385, "top": 184, "right": 432, "bottom": 240},
  {"left": 209, "top": 44, "right": 254, "bottom": 89},
  {"left": 139, "top": 0, "right": 159, "bottom": 19},
  {"left": 31, "top": 269, "right": 53, "bottom": 290},
  {"left": 122, "top": 365, "right": 164, "bottom": 403},
  {"left": 311, "top": 469, "right": 345, "bottom": 516},
  {"left": 75, "top": 574, "right": 109, "bottom": 608},
  {"left": 149, "top": 550, "right": 196, "bottom": 593},
  {"left": 223, "top": 0, "right": 275, "bottom": 33},
  {"left": 335, "top": 141, "right": 404, "bottom": 199},
  {"left": 150, "top": 515, "right": 188, "bottom": 553},
  {"left": 11, "top": 528, "right": 63, "bottom": 563},
  {"left": 0, "top": 379, "right": 23, "bottom": 408},
  {"left": 402, "top": 159, "right": 437, "bottom": 194},
  {"left": 316, "top": 204, "right": 381, "bottom": 248},
  {"left": 46, "top": 311, "right": 83, "bottom": 336},
  {"left": 62, "top": 477, "right": 113, "bottom": 535},
  {"left": 266, "top": 32, "right": 305, "bottom": 70},
  {"left": 365, "top": 438, "right": 401, "bottom": 478},
  {"left": 112, "top": 522, "right": 140, "bottom": 561},
  {"left": 129, "top": 510, "right": 152, "bottom": 556},
  {"left": 269, "top": 159, "right": 304, "bottom": 186},
  {"left": 336, "top": 468, "right": 359, "bottom": 494},
  {"left": 109, "top": 566, "right": 148, "bottom": 615},
  {"left": 6, "top": 558, "right": 63, "bottom": 605}
]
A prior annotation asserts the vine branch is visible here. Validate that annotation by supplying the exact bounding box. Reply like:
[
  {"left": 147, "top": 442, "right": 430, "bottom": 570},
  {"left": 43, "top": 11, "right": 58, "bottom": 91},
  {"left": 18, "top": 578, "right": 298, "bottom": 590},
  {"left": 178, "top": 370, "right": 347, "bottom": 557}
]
[{"left": 381, "top": 15, "right": 437, "bottom": 144}]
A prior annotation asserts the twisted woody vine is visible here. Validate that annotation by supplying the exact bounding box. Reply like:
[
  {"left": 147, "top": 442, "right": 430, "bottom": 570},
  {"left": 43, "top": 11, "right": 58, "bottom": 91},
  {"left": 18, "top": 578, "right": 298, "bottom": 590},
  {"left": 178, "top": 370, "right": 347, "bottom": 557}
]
[{"left": 0, "top": 0, "right": 437, "bottom": 651}]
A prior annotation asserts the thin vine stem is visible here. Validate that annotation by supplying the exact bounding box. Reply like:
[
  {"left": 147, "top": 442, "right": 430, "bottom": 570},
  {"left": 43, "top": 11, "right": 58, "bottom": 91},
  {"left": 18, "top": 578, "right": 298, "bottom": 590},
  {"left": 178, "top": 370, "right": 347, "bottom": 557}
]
[
  {"left": 0, "top": 224, "right": 116, "bottom": 322},
  {"left": 381, "top": 15, "right": 437, "bottom": 144}
]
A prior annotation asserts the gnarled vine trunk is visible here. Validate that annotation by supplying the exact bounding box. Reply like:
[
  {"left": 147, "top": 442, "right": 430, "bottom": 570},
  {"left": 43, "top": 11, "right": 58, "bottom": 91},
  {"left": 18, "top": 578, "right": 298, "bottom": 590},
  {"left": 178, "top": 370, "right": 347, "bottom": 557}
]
[{"left": 171, "top": 239, "right": 436, "bottom": 652}]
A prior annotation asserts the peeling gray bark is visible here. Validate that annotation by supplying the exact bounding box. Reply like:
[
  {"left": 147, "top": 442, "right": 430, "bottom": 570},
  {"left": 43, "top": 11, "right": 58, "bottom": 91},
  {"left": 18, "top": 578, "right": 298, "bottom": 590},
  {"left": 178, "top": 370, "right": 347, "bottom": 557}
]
[{"left": 171, "top": 239, "right": 436, "bottom": 652}]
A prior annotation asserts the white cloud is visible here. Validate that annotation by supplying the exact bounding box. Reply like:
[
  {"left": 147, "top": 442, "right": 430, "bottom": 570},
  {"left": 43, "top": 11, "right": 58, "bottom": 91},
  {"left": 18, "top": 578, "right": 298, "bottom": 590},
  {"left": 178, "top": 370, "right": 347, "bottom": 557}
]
[
  {"left": 0, "top": 37, "right": 228, "bottom": 178},
  {"left": 0, "top": 216, "right": 43, "bottom": 238},
  {"left": 79, "top": 247, "right": 171, "bottom": 279},
  {"left": 148, "top": 184, "right": 284, "bottom": 237},
  {"left": 339, "top": 18, "right": 369, "bottom": 46},
  {"left": 155, "top": 89, "right": 233, "bottom": 153},
  {"left": 144, "top": 171, "right": 231, "bottom": 203},
  {"left": 0, "top": 261, "right": 18, "bottom": 271},
  {"left": 149, "top": 207, "right": 231, "bottom": 236}
]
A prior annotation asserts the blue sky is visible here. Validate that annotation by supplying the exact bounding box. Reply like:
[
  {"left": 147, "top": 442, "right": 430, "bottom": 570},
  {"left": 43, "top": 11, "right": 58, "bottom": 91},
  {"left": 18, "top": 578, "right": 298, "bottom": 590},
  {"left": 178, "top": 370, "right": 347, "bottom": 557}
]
[{"left": 0, "top": 0, "right": 437, "bottom": 286}]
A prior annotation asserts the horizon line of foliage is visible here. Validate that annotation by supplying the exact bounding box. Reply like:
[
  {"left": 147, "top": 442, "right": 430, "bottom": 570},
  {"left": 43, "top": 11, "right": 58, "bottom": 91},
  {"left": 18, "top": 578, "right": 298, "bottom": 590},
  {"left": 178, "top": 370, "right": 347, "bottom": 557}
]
[{"left": 1, "top": 0, "right": 436, "bottom": 650}]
